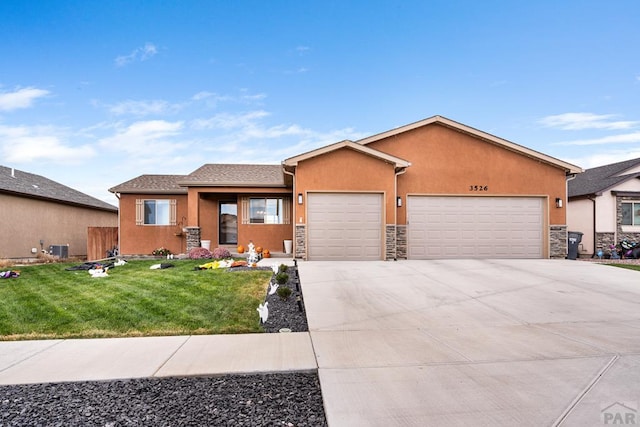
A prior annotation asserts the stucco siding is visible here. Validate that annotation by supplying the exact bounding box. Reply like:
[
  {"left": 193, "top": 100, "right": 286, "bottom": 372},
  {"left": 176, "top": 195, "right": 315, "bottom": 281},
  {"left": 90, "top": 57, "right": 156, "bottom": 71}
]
[
  {"left": 1, "top": 193, "right": 117, "bottom": 259},
  {"left": 567, "top": 198, "right": 594, "bottom": 256},
  {"left": 118, "top": 193, "right": 189, "bottom": 256},
  {"left": 366, "top": 123, "right": 568, "bottom": 227}
]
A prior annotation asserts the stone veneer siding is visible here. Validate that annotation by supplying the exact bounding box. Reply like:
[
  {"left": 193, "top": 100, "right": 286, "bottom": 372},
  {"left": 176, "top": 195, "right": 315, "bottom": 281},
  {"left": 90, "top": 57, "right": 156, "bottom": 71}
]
[
  {"left": 595, "top": 232, "right": 616, "bottom": 255},
  {"left": 385, "top": 225, "right": 396, "bottom": 260},
  {"left": 185, "top": 226, "right": 201, "bottom": 253},
  {"left": 295, "top": 224, "right": 306, "bottom": 259},
  {"left": 396, "top": 225, "right": 407, "bottom": 260},
  {"left": 549, "top": 225, "right": 567, "bottom": 259}
]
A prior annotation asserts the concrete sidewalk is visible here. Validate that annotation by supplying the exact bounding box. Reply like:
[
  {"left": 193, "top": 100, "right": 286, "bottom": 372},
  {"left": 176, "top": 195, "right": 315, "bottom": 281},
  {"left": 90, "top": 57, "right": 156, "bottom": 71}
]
[{"left": 0, "top": 332, "right": 317, "bottom": 385}]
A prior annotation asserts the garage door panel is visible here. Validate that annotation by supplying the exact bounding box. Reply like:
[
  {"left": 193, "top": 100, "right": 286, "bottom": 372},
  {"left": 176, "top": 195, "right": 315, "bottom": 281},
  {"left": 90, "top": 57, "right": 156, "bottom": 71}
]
[
  {"left": 408, "top": 196, "right": 544, "bottom": 259},
  {"left": 307, "top": 193, "right": 383, "bottom": 261}
]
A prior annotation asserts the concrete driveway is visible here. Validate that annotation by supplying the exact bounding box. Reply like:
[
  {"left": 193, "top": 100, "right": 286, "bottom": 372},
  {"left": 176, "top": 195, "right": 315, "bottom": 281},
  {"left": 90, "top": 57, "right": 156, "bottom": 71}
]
[{"left": 298, "top": 259, "right": 640, "bottom": 426}]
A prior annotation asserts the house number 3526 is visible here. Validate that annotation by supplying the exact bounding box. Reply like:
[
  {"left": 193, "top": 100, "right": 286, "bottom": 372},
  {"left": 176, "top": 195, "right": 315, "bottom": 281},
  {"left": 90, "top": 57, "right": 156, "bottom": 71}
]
[{"left": 469, "top": 185, "right": 488, "bottom": 191}]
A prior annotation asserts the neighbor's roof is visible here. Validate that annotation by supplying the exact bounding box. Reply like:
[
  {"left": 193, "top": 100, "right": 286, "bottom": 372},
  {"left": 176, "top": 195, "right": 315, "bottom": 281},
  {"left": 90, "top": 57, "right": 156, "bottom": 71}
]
[
  {"left": 1, "top": 165, "right": 117, "bottom": 211},
  {"left": 357, "top": 115, "right": 583, "bottom": 175},
  {"left": 178, "top": 164, "right": 289, "bottom": 187},
  {"left": 568, "top": 157, "right": 640, "bottom": 198},
  {"left": 283, "top": 139, "right": 411, "bottom": 169},
  {"left": 108, "top": 174, "right": 189, "bottom": 194}
]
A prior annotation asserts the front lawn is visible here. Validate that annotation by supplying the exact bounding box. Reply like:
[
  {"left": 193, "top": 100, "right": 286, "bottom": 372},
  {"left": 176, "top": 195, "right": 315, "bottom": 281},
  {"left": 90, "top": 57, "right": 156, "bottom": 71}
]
[
  {"left": 609, "top": 263, "right": 640, "bottom": 272},
  {"left": 0, "top": 260, "right": 272, "bottom": 340}
]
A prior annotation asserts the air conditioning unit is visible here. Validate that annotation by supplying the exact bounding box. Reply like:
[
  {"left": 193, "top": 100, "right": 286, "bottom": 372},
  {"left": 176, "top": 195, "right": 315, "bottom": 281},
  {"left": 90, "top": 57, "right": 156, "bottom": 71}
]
[{"left": 49, "top": 245, "right": 69, "bottom": 259}]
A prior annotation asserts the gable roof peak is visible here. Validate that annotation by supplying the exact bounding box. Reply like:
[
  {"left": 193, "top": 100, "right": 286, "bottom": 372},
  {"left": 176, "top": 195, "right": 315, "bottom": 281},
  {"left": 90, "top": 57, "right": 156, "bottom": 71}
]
[{"left": 356, "top": 115, "right": 582, "bottom": 174}]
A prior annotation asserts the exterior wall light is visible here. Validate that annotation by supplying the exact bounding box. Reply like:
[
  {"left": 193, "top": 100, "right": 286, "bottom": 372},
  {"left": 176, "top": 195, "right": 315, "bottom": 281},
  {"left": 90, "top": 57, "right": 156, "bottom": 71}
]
[
  {"left": 397, "top": 196, "right": 402, "bottom": 207},
  {"left": 298, "top": 193, "right": 303, "bottom": 205},
  {"left": 555, "top": 198, "right": 563, "bottom": 208}
]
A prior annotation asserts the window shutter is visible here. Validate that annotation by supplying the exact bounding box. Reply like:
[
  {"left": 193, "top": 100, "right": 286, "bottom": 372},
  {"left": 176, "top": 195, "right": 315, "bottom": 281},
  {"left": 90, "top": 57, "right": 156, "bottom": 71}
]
[
  {"left": 136, "top": 199, "right": 144, "bottom": 225},
  {"left": 241, "top": 197, "right": 250, "bottom": 224},
  {"left": 170, "top": 199, "right": 177, "bottom": 225},
  {"left": 283, "top": 197, "right": 291, "bottom": 225}
]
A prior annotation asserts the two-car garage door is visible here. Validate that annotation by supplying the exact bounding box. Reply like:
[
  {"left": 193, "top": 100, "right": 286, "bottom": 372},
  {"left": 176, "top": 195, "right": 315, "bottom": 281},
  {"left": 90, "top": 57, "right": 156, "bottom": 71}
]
[{"left": 407, "top": 196, "right": 544, "bottom": 259}]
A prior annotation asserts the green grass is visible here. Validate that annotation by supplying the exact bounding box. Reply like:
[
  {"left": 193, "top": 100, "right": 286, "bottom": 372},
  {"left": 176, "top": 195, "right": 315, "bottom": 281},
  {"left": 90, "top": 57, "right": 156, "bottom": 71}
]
[
  {"left": 0, "top": 260, "right": 272, "bottom": 341},
  {"left": 608, "top": 263, "right": 640, "bottom": 272}
]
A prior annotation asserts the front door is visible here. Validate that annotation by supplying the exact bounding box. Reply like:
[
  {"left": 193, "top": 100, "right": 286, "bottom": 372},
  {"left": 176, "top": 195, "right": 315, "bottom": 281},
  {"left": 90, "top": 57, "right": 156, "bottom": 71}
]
[{"left": 219, "top": 202, "right": 237, "bottom": 245}]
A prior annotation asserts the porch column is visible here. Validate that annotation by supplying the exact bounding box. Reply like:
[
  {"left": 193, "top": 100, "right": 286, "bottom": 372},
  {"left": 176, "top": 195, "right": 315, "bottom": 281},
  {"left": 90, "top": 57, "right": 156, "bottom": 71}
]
[{"left": 185, "top": 226, "right": 201, "bottom": 252}]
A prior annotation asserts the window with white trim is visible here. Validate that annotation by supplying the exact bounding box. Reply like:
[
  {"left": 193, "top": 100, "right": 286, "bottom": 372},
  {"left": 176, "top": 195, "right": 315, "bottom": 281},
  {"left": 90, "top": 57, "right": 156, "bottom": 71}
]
[
  {"left": 241, "top": 197, "right": 291, "bottom": 224},
  {"left": 621, "top": 202, "right": 640, "bottom": 226},
  {"left": 136, "top": 199, "right": 177, "bottom": 225}
]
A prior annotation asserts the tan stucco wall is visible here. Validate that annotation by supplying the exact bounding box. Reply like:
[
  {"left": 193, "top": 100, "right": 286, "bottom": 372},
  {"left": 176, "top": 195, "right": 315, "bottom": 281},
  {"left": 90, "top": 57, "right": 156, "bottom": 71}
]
[
  {"left": 118, "top": 193, "right": 188, "bottom": 256},
  {"left": 366, "top": 123, "right": 567, "bottom": 226},
  {"left": 293, "top": 147, "right": 397, "bottom": 224},
  {"left": 0, "top": 193, "right": 117, "bottom": 259},
  {"left": 567, "top": 198, "right": 594, "bottom": 255}
]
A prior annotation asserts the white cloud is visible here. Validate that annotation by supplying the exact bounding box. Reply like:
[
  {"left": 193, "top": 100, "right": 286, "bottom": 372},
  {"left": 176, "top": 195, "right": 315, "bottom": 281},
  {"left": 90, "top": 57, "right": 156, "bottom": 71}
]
[
  {"left": 0, "top": 87, "right": 50, "bottom": 111},
  {"left": 539, "top": 112, "right": 639, "bottom": 130},
  {"left": 191, "top": 110, "right": 271, "bottom": 130},
  {"left": 115, "top": 43, "right": 158, "bottom": 67},
  {"left": 98, "top": 120, "right": 185, "bottom": 157},
  {"left": 567, "top": 149, "right": 640, "bottom": 169},
  {"left": 554, "top": 132, "right": 640, "bottom": 146},
  {"left": 108, "top": 99, "right": 182, "bottom": 116},
  {"left": 0, "top": 124, "right": 95, "bottom": 163}
]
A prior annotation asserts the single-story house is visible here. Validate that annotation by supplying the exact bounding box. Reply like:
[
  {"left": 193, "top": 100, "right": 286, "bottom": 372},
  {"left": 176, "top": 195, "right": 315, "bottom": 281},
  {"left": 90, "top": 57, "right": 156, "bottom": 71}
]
[
  {"left": 109, "top": 115, "right": 582, "bottom": 260},
  {"left": 0, "top": 165, "right": 119, "bottom": 259},
  {"left": 567, "top": 157, "right": 640, "bottom": 257}
]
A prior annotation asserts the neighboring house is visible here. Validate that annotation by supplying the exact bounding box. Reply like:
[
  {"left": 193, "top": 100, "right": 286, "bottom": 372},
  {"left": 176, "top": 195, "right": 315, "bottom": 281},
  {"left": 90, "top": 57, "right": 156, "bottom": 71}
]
[
  {"left": 110, "top": 115, "right": 582, "bottom": 260},
  {"left": 567, "top": 157, "right": 640, "bottom": 257},
  {"left": 0, "top": 165, "right": 118, "bottom": 259}
]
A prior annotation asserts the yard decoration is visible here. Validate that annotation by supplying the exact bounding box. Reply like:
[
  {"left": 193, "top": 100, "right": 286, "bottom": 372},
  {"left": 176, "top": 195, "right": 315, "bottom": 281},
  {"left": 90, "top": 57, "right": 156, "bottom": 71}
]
[
  {"left": 257, "top": 301, "right": 269, "bottom": 324},
  {"left": 246, "top": 241, "right": 260, "bottom": 265},
  {"left": 152, "top": 247, "right": 172, "bottom": 257},
  {"left": 256, "top": 246, "right": 263, "bottom": 254},
  {"left": 237, "top": 245, "right": 245, "bottom": 254},
  {"left": 263, "top": 249, "right": 271, "bottom": 258},
  {"left": 0, "top": 270, "right": 20, "bottom": 279},
  {"left": 268, "top": 281, "right": 279, "bottom": 295}
]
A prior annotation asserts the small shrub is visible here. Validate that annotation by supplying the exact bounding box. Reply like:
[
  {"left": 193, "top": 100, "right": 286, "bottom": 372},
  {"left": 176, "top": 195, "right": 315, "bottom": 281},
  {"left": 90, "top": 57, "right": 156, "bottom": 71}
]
[
  {"left": 275, "top": 272, "right": 289, "bottom": 285},
  {"left": 188, "top": 247, "right": 212, "bottom": 259},
  {"left": 278, "top": 264, "right": 288, "bottom": 273},
  {"left": 277, "top": 286, "right": 292, "bottom": 301},
  {"left": 152, "top": 247, "right": 172, "bottom": 256},
  {"left": 212, "top": 247, "right": 231, "bottom": 259}
]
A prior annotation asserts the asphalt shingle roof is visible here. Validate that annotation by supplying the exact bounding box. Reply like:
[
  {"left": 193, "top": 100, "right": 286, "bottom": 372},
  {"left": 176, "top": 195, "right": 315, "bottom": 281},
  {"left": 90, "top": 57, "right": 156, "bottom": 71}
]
[
  {"left": 178, "top": 164, "right": 288, "bottom": 187},
  {"left": 1, "top": 165, "right": 117, "bottom": 211},
  {"left": 108, "top": 174, "right": 188, "bottom": 194},
  {"left": 568, "top": 157, "right": 640, "bottom": 198}
]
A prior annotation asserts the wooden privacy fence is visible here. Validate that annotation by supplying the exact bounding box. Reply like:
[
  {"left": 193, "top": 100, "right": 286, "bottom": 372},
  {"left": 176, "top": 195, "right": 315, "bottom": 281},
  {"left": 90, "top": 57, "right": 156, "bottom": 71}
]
[{"left": 87, "top": 227, "right": 118, "bottom": 261}]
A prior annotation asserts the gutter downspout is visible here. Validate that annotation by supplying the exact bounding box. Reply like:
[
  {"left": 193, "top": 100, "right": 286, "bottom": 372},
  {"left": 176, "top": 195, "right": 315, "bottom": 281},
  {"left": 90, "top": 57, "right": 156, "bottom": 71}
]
[
  {"left": 589, "top": 196, "right": 597, "bottom": 257},
  {"left": 283, "top": 166, "right": 296, "bottom": 258},
  {"left": 114, "top": 192, "right": 121, "bottom": 258}
]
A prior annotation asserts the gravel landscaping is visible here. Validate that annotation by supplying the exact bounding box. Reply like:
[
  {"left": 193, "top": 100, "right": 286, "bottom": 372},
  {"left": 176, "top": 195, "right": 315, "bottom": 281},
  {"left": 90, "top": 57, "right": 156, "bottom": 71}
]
[{"left": 0, "top": 263, "right": 327, "bottom": 426}]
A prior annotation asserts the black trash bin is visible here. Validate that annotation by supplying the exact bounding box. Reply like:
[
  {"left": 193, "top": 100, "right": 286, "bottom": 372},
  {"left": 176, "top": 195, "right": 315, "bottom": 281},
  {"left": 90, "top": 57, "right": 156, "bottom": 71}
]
[{"left": 567, "top": 231, "right": 583, "bottom": 260}]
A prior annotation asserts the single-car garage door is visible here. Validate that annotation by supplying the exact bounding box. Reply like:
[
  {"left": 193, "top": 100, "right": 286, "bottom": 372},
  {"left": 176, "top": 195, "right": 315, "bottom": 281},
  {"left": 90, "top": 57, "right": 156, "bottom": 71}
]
[
  {"left": 307, "top": 193, "right": 383, "bottom": 261},
  {"left": 408, "top": 196, "right": 544, "bottom": 259}
]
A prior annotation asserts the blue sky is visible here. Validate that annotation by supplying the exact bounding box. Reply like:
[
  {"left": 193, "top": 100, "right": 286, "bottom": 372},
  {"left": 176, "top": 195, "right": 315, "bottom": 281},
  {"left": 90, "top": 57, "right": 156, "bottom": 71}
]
[{"left": 1, "top": 1, "right": 639, "bottom": 205}]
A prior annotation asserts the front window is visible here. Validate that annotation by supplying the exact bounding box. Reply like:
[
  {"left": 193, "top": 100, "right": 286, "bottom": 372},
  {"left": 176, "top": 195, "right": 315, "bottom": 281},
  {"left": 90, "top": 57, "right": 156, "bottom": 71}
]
[
  {"left": 250, "top": 198, "right": 284, "bottom": 224},
  {"left": 136, "top": 199, "right": 176, "bottom": 225},
  {"left": 621, "top": 202, "right": 640, "bottom": 226}
]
